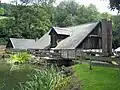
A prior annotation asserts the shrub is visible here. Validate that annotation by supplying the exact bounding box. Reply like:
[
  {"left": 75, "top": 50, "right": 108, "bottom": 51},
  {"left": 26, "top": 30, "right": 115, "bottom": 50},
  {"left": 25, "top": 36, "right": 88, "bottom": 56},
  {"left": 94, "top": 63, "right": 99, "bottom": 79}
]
[{"left": 9, "top": 52, "right": 31, "bottom": 64}]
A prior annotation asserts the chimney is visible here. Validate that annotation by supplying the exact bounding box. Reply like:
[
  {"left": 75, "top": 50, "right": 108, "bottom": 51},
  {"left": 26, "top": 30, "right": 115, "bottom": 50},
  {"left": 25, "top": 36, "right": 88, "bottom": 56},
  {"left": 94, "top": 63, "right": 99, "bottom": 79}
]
[
  {"left": 107, "top": 21, "right": 112, "bottom": 55},
  {"left": 101, "top": 19, "right": 112, "bottom": 56}
]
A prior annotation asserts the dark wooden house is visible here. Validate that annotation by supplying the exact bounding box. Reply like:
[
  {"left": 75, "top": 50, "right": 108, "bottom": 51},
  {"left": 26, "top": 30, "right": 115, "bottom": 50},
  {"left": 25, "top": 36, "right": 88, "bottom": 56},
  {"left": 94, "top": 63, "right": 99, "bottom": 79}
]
[{"left": 32, "top": 20, "right": 112, "bottom": 59}]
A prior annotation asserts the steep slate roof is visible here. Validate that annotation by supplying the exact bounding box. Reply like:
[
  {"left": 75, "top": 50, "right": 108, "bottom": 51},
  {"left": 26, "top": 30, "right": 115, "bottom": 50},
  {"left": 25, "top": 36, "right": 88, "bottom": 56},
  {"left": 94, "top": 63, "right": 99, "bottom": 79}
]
[
  {"left": 55, "top": 22, "right": 99, "bottom": 49},
  {"left": 33, "top": 27, "right": 71, "bottom": 49},
  {"left": 9, "top": 38, "right": 35, "bottom": 50},
  {"left": 32, "top": 32, "right": 51, "bottom": 49},
  {"left": 34, "top": 21, "right": 99, "bottom": 49},
  {"left": 53, "top": 27, "right": 72, "bottom": 35}
]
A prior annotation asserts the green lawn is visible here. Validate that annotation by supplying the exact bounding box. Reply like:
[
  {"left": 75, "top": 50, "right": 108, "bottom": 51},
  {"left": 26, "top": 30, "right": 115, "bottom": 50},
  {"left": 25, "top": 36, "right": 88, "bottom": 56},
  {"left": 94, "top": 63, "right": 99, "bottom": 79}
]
[{"left": 74, "top": 63, "right": 120, "bottom": 90}]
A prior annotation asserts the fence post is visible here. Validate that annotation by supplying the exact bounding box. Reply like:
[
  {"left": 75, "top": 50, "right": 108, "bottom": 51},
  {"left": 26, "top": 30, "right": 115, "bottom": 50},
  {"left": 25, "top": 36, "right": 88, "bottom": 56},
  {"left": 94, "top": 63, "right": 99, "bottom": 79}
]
[
  {"left": 89, "top": 54, "right": 92, "bottom": 70},
  {"left": 81, "top": 49, "right": 83, "bottom": 64}
]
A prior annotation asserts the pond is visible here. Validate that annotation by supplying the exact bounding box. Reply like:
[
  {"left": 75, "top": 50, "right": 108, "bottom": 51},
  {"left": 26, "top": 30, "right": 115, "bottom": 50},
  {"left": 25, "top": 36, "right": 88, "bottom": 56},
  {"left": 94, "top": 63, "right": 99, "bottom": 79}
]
[{"left": 0, "top": 60, "right": 35, "bottom": 90}]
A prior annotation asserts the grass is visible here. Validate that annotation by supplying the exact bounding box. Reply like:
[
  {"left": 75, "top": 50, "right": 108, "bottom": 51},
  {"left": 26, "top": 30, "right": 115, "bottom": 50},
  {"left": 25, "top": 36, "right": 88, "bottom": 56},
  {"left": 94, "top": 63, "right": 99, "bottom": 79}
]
[{"left": 73, "top": 63, "right": 120, "bottom": 90}]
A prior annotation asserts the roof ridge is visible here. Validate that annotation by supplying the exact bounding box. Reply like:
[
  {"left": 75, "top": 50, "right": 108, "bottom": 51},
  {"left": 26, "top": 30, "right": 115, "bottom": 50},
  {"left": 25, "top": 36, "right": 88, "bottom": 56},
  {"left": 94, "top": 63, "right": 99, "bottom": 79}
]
[
  {"left": 53, "top": 21, "right": 99, "bottom": 31},
  {"left": 53, "top": 27, "right": 71, "bottom": 31},
  {"left": 66, "top": 21, "right": 99, "bottom": 28},
  {"left": 10, "top": 38, "right": 35, "bottom": 41}
]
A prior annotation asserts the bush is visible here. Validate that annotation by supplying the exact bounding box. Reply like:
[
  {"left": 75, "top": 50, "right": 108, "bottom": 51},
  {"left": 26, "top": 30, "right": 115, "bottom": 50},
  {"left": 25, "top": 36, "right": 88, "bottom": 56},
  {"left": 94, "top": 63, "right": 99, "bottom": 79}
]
[{"left": 9, "top": 52, "right": 31, "bottom": 64}]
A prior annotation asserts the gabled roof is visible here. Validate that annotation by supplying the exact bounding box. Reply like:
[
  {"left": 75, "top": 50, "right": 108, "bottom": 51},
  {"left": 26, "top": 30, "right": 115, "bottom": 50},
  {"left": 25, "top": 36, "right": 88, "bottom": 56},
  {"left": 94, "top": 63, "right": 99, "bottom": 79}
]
[
  {"left": 34, "top": 21, "right": 100, "bottom": 49},
  {"left": 32, "top": 32, "right": 51, "bottom": 49},
  {"left": 52, "top": 27, "right": 72, "bottom": 36},
  {"left": 9, "top": 38, "right": 35, "bottom": 50},
  {"left": 55, "top": 22, "right": 99, "bottom": 49}
]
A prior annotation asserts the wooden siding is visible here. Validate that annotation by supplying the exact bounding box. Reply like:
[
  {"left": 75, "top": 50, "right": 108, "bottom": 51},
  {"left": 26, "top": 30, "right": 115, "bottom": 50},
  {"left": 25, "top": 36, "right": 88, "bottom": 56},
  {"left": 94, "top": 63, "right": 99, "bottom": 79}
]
[
  {"left": 6, "top": 40, "right": 13, "bottom": 49},
  {"left": 50, "top": 34, "right": 57, "bottom": 48},
  {"left": 56, "top": 49, "right": 102, "bottom": 59},
  {"left": 57, "top": 34, "right": 69, "bottom": 42},
  {"left": 76, "top": 24, "right": 102, "bottom": 49}
]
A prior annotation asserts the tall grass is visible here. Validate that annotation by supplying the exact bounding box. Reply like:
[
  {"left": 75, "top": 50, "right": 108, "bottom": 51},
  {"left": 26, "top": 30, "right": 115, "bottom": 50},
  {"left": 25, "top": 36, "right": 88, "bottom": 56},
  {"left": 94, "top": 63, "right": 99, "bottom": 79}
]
[{"left": 17, "top": 66, "right": 72, "bottom": 90}]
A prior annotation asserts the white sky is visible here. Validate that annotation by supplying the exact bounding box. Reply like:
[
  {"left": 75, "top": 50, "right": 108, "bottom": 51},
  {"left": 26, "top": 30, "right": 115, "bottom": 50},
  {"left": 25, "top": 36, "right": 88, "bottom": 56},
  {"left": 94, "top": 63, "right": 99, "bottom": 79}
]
[{"left": 1, "top": 0, "right": 118, "bottom": 15}]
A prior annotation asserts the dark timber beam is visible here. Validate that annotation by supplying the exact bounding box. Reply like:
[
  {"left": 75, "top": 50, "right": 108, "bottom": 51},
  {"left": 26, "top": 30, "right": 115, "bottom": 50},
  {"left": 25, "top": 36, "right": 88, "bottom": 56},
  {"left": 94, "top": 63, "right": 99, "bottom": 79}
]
[{"left": 89, "top": 35, "right": 101, "bottom": 38}]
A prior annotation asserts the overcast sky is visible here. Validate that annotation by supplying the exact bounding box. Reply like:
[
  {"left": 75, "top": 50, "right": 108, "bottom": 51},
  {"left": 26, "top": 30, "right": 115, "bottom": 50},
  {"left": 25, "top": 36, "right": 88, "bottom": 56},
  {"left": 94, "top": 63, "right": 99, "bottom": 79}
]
[{"left": 1, "top": 0, "right": 118, "bottom": 15}]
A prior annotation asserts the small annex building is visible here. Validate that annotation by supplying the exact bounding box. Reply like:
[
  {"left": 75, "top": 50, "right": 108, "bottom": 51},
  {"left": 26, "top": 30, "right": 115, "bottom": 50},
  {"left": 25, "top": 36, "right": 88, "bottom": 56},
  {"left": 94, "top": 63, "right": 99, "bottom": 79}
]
[{"left": 6, "top": 38, "right": 36, "bottom": 50}]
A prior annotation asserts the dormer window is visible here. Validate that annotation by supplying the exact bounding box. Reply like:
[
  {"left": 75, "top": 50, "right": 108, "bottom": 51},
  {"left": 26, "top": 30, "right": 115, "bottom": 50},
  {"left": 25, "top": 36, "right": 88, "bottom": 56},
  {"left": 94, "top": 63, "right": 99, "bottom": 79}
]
[
  {"left": 49, "top": 27, "right": 71, "bottom": 48},
  {"left": 49, "top": 27, "right": 58, "bottom": 48}
]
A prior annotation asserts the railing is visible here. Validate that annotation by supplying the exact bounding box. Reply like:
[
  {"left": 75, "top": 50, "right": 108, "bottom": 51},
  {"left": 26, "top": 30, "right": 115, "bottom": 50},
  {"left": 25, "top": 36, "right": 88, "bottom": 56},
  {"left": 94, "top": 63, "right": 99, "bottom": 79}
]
[
  {"left": 55, "top": 49, "right": 103, "bottom": 59},
  {"left": 28, "top": 49, "right": 62, "bottom": 59},
  {"left": 28, "top": 49, "right": 104, "bottom": 59}
]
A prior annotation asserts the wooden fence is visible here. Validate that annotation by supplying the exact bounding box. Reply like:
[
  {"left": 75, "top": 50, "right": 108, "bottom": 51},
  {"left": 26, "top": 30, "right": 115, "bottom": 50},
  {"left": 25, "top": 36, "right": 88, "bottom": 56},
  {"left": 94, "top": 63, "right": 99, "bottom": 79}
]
[{"left": 28, "top": 49, "right": 103, "bottom": 60}]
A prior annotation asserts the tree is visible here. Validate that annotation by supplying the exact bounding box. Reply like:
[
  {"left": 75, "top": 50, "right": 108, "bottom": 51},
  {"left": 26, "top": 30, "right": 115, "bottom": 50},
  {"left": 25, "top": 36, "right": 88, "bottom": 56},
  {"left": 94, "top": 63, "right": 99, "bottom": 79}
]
[
  {"left": 55, "top": 1, "right": 100, "bottom": 27},
  {"left": 0, "top": 0, "right": 55, "bottom": 44},
  {"left": 9, "top": 5, "right": 52, "bottom": 39},
  {"left": 54, "top": 0, "right": 77, "bottom": 27},
  {"left": 109, "top": 0, "right": 120, "bottom": 11},
  {"left": 112, "top": 15, "right": 120, "bottom": 48},
  {"left": 0, "top": 17, "right": 14, "bottom": 44},
  {"left": 99, "top": 12, "right": 112, "bottom": 20},
  {"left": 76, "top": 4, "right": 100, "bottom": 24},
  {"left": 0, "top": 8, "right": 5, "bottom": 15},
  {"left": 10, "top": 0, "right": 56, "bottom": 5}
]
